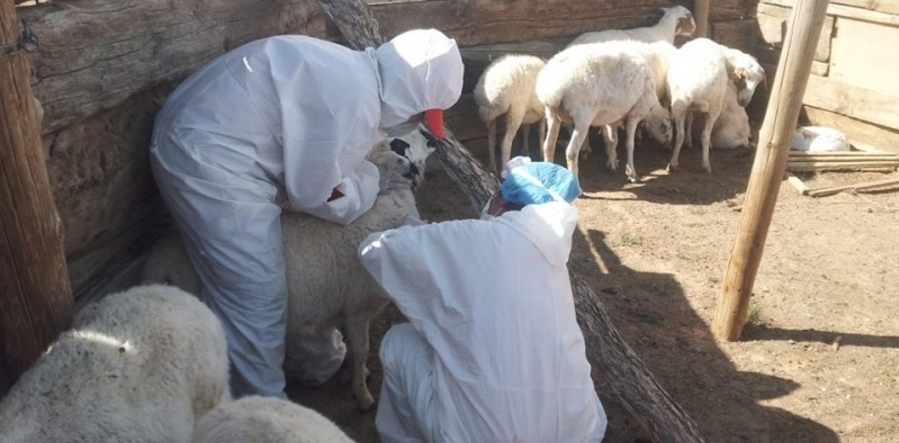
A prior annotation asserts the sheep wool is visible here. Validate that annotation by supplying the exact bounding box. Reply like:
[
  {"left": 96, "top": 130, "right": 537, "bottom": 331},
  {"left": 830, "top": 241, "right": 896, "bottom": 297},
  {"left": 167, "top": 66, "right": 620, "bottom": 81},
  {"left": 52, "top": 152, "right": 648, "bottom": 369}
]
[
  {"left": 473, "top": 54, "right": 546, "bottom": 173},
  {"left": 192, "top": 396, "right": 357, "bottom": 443},
  {"left": 0, "top": 284, "right": 230, "bottom": 443}
]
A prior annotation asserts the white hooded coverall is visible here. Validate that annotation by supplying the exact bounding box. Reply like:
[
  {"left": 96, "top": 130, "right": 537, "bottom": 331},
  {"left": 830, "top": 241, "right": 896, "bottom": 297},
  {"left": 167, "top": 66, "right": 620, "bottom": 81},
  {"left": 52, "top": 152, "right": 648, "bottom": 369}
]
[
  {"left": 150, "top": 31, "right": 463, "bottom": 397},
  {"left": 358, "top": 202, "right": 608, "bottom": 443}
]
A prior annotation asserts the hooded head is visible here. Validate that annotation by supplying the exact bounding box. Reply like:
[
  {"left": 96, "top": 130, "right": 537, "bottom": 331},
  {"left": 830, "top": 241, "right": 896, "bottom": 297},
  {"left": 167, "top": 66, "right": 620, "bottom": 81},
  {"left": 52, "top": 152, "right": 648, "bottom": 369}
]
[
  {"left": 374, "top": 29, "right": 464, "bottom": 140},
  {"left": 499, "top": 157, "right": 582, "bottom": 207}
]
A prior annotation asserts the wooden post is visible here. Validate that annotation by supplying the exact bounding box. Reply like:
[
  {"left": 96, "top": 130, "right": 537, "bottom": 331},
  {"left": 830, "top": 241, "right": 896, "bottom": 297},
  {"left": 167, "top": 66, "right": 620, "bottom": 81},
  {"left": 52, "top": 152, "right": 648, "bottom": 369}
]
[
  {"left": 694, "top": 0, "right": 710, "bottom": 38},
  {"left": 713, "top": 0, "right": 830, "bottom": 341},
  {"left": 0, "top": 2, "right": 75, "bottom": 395},
  {"left": 319, "top": 1, "right": 708, "bottom": 441}
]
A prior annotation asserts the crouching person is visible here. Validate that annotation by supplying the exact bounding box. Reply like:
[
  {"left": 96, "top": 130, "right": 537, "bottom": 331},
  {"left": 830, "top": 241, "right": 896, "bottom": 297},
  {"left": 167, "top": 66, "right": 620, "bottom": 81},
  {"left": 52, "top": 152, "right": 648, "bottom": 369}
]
[{"left": 358, "top": 158, "right": 607, "bottom": 443}]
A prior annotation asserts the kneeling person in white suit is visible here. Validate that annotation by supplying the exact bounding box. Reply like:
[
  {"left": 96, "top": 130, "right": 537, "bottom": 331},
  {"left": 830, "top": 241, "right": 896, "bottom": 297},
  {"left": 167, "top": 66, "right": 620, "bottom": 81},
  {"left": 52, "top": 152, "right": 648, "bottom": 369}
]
[{"left": 359, "top": 158, "right": 608, "bottom": 443}]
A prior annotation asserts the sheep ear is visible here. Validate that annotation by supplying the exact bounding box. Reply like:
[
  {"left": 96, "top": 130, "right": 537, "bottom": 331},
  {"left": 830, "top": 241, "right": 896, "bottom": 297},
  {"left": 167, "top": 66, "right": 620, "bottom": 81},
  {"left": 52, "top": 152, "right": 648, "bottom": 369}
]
[{"left": 731, "top": 67, "right": 747, "bottom": 85}]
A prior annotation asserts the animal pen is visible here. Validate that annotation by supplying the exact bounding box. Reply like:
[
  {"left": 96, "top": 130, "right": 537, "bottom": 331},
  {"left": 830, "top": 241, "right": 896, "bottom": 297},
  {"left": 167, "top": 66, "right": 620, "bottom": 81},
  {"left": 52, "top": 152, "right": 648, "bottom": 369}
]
[{"left": 2, "top": 0, "right": 897, "bottom": 441}]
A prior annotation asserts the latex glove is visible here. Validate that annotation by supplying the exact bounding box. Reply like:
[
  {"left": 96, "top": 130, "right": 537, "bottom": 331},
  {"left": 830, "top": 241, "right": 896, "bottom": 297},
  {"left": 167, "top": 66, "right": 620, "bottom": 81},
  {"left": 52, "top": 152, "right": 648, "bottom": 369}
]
[{"left": 377, "top": 165, "right": 414, "bottom": 193}]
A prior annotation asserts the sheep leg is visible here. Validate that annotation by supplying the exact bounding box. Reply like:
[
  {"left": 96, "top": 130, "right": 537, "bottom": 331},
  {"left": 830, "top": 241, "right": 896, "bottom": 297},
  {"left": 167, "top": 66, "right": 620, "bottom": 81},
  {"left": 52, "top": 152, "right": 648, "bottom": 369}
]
[
  {"left": 345, "top": 316, "right": 376, "bottom": 411},
  {"left": 603, "top": 124, "right": 619, "bottom": 171},
  {"left": 668, "top": 104, "right": 688, "bottom": 172},
  {"left": 487, "top": 119, "right": 498, "bottom": 173},
  {"left": 566, "top": 121, "right": 591, "bottom": 184},
  {"left": 578, "top": 131, "right": 592, "bottom": 160},
  {"left": 537, "top": 118, "right": 546, "bottom": 161},
  {"left": 624, "top": 118, "right": 641, "bottom": 183},
  {"left": 542, "top": 111, "right": 562, "bottom": 164},
  {"left": 502, "top": 110, "right": 525, "bottom": 173},
  {"left": 521, "top": 123, "right": 531, "bottom": 159},
  {"left": 701, "top": 108, "right": 721, "bottom": 173},
  {"left": 684, "top": 111, "right": 694, "bottom": 149}
]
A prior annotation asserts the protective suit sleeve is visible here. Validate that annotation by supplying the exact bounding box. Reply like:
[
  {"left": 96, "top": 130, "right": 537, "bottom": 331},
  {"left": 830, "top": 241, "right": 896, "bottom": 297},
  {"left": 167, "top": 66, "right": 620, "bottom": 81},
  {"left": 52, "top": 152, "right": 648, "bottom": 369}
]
[
  {"left": 295, "top": 159, "right": 380, "bottom": 226},
  {"left": 357, "top": 220, "right": 489, "bottom": 340}
]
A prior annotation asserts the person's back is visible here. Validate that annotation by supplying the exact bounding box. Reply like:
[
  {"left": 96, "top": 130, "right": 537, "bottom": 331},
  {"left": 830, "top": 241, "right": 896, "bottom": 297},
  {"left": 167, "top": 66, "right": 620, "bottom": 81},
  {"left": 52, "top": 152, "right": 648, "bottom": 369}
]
[{"left": 359, "top": 159, "right": 606, "bottom": 443}]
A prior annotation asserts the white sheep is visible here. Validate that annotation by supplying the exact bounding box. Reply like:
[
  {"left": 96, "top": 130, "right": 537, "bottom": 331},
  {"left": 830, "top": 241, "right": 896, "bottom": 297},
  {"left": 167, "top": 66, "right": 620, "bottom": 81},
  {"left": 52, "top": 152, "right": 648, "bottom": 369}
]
[
  {"left": 142, "top": 131, "right": 433, "bottom": 411},
  {"left": 594, "top": 40, "right": 677, "bottom": 178},
  {"left": 0, "top": 284, "right": 230, "bottom": 443},
  {"left": 192, "top": 396, "right": 357, "bottom": 443},
  {"left": 537, "top": 42, "right": 671, "bottom": 183},
  {"left": 666, "top": 38, "right": 764, "bottom": 172},
  {"left": 568, "top": 5, "right": 696, "bottom": 46},
  {"left": 473, "top": 54, "right": 546, "bottom": 174},
  {"left": 711, "top": 82, "right": 751, "bottom": 149}
]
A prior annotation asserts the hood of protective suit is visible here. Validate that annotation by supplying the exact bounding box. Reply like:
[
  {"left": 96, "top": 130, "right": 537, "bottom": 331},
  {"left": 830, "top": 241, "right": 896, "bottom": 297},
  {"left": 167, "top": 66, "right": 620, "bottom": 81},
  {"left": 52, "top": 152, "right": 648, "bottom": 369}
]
[
  {"left": 374, "top": 29, "right": 464, "bottom": 130},
  {"left": 496, "top": 201, "right": 578, "bottom": 266}
]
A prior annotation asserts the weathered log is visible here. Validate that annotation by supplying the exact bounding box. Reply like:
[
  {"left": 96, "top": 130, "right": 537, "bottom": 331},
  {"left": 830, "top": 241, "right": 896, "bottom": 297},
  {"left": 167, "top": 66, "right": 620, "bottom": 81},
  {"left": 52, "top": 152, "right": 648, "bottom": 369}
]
[
  {"left": 317, "top": 1, "right": 708, "bottom": 441},
  {"left": 0, "top": 7, "right": 75, "bottom": 395}
]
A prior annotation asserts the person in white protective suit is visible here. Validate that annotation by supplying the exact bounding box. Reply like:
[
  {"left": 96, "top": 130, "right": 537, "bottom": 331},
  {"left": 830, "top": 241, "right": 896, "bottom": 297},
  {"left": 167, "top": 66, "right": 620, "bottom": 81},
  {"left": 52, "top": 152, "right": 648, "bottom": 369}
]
[
  {"left": 149, "top": 29, "right": 464, "bottom": 398},
  {"left": 358, "top": 157, "right": 608, "bottom": 443}
]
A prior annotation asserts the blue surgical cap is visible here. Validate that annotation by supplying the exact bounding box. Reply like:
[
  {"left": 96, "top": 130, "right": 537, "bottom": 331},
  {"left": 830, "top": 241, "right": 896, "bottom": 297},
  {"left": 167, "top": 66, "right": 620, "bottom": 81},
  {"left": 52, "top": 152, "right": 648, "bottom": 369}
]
[{"left": 500, "top": 161, "right": 581, "bottom": 206}]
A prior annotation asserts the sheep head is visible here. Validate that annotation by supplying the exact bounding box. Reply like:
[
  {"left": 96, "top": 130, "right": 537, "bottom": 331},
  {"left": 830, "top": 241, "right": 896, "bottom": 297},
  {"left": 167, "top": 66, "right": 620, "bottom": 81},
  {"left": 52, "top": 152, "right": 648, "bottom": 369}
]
[
  {"left": 367, "top": 129, "right": 436, "bottom": 191},
  {"left": 661, "top": 6, "right": 696, "bottom": 38},
  {"left": 726, "top": 49, "right": 766, "bottom": 107}
]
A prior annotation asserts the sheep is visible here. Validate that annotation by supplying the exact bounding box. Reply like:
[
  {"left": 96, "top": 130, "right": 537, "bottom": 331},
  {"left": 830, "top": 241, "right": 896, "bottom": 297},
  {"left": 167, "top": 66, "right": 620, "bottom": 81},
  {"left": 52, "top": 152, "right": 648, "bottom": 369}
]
[
  {"left": 595, "top": 40, "right": 677, "bottom": 178},
  {"left": 711, "top": 82, "right": 751, "bottom": 149},
  {"left": 560, "top": 38, "right": 677, "bottom": 178},
  {"left": 666, "top": 38, "right": 765, "bottom": 172},
  {"left": 142, "top": 130, "right": 434, "bottom": 412},
  {"left": 192, "top": 396, "right": 357, "bottom": 443},
  {"left": 537, "top": 42, "right": 671, "bottom": 184},
  {"left": 473, "top": 54, "right": 546, "bottom": 174},
  {"left": 0, "top": 284, "right": 230, "bottom": 443},
  {"left": 568, "top": 5, "right": 696, "bottom": 47}
]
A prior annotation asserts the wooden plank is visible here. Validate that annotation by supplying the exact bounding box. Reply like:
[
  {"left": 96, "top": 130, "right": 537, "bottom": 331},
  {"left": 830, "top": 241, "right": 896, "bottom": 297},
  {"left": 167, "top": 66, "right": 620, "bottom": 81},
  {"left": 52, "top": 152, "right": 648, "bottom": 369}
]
[
  {"left": 372, "top": 0, "right": 679, "bottom": 47},
  {"left": 807, "top": 177, "right": 899, "bottom": 197},
  {"left": 785, "top": 172, "right": 811, "bottom": 195},
  {"left": 830, "top": 18, "right": 899, "bottom": 97},
  {"left": 763, "top": 0, "right": 899, "bottom": 25},
  {"left": 19, "top": 0, "right": 329, "bottom": 134},
  {"left": 804, "top": 74, "right": 899, "bottom": 130},
  {"left": 711, "top": 18, "right": 756, "bottom": 51},
  {"left": 757, "top": 3, "right": 834, "bottom": 61},
  {"left": 803, "top": 106, "right": 899, "bottom": 154},
  {"left": 831, "top": 0, "right": 899, "bottom": 15},
  {"left": 0, "top": 2, "right": 74, "bottom": 391}
]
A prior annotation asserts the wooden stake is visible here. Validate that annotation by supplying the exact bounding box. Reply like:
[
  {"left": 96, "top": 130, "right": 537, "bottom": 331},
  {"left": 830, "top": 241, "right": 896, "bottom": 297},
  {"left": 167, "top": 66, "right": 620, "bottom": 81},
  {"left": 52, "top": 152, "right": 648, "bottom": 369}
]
[
  {"left": 714, "top": 0, "right": 830, "bottom": 342},
  {"left": 694, "top": 0, "right": 710, "bottom": 38},
  {"left": 0, "top": 4, "right": 75, "bottom": 395},
  {"left": 318, "top": 1, "right": 708, "bottom": 441}
]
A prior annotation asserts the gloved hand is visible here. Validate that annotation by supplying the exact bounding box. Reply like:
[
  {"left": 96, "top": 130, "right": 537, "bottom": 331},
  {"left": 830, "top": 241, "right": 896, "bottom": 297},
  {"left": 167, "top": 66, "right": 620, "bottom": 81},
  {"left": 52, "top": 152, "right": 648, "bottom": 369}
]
[{"left": 377, "top": 164, "right": 414, "bottom": 193}]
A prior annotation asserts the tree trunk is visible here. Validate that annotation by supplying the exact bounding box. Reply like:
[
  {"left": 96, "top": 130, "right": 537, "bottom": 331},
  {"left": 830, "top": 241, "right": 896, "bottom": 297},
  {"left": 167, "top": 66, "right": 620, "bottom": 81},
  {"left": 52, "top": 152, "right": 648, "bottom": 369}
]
[
  {"left": 317, "top": 1, "right": 708, "bottom": 441},
  {"left": 0, "top": 5, "right": 75, "bottom": 396}
]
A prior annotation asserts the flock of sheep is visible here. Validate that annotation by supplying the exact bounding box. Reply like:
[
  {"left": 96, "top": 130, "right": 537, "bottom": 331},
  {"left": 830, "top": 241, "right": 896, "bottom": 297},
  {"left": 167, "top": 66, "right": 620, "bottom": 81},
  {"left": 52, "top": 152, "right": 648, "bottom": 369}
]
[
  {"left": 474, "top": 6, "right": 766, "bottom": 184},
  {"left": 0, "top": 7, "right": 768, "bottom": 443}
]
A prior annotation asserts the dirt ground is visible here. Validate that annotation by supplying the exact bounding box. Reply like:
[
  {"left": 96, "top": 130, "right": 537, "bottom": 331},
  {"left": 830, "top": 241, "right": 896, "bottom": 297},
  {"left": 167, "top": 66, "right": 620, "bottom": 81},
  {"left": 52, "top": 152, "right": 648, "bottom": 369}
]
[{"left": 288, "top": 131, "right": 899, "bottom": 443}]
